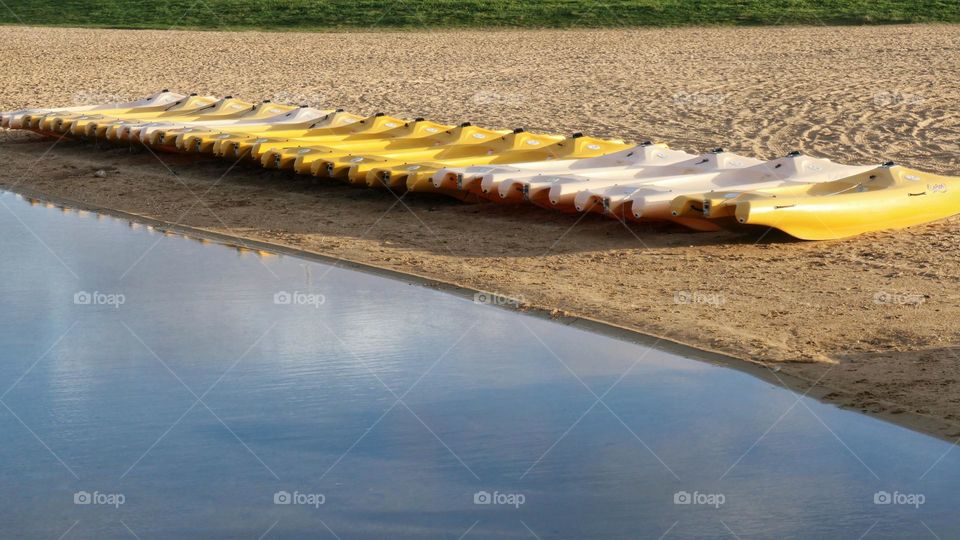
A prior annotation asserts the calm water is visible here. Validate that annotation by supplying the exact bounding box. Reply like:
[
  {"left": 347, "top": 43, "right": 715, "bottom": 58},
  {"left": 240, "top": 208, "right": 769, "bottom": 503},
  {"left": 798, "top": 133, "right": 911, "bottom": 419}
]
[{"left": 0, "top": 190, "right": 957, "bottom": 539}]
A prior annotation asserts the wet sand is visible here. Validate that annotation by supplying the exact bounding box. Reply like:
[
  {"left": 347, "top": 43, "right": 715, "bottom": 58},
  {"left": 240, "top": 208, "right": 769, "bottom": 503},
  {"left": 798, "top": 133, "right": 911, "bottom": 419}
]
[{"left": 1, "top": 24, "right": 959, "bottom": 439}]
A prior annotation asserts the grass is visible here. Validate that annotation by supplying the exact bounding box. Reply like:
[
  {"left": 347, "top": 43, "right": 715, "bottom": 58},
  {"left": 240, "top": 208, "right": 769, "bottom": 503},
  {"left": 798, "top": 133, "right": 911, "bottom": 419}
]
[{"left": 0, "top": 0, "right": 957, "bottom": 30}]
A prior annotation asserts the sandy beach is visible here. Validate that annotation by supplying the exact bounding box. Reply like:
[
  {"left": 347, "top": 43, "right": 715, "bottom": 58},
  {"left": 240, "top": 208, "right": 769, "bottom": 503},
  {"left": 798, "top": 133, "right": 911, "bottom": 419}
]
[{"left": 1, "top": 24, "right": 959, "bottom": 438}]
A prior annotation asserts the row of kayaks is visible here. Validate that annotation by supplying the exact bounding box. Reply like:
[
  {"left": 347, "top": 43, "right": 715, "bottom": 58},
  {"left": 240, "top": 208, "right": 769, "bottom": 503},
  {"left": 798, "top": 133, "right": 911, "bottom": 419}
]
[{"left": 2, "top": 90, "right": 957, "bottom": 240}]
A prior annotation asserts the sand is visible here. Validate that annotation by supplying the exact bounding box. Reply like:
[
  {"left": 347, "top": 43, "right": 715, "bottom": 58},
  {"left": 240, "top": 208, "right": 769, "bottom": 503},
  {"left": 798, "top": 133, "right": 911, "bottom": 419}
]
[{"left": 1, "top": 24, "right": 959, "bottom": 439}]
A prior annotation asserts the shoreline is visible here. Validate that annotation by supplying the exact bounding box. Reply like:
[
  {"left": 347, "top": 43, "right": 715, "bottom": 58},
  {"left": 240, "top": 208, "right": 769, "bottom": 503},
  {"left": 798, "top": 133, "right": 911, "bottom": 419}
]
[
  {"left": 5, "top": 182, "right": 956, "bottom": 443},
  {"left": 1, "top": 24, "right": 959, "bottom": 443}
]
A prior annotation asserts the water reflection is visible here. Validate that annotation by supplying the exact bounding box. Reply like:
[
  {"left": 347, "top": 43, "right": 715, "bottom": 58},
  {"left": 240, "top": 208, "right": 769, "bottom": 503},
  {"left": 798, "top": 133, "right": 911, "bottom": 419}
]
[{"left": 0, "top": 191, "right": 957, "bottom": 539}]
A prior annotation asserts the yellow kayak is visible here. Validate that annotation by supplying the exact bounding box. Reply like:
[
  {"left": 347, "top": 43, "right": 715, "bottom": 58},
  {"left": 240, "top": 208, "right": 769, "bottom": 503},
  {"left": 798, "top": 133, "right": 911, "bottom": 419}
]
[
  {"left": 426, "top": 133, "right": 633, "bottom": 196},
  {"left": 141, "top": 101, "right": 304, "bottom": 148},
  {"left": 27, "top": 91, "right": 193, "bottom": 133},
  {"left": 67, "top": 94, "right": 219, "bottom": 138},
  {"left": 2, "top": 90, "right": 184, "bottom": 131},
  {"left": 210, "top": 110, "right": 366, "bottom": 159},
  {"left": 320, "top": 128, "right": 565, "bottom": 186},
  {"left": 173, "top": 107, "right": 341, "bottom": 153},
  {"left": 354, "top": 128, "right": 566, "bottom": 188},
  {"left": 120, "top": 98, "right": 298, "bottom": 144},
  {"left": 263, "top": 119, "right": 457, "bottom": 173},
  {"left": 397, "top": 133, "right": 628, "bottom": 195},
  {"left": 250, "top": 112, "right": 410, "bottom": 162},
  {"left": 720, "top": 164, "right": 959, "bottom": 240},
  {"left": 308, "top": 123, "right": 514, "bottom": 182},
  {"left": 256, "top": 115, "right": 457, "bottom": 170},
  {"left": 102, "top": 96, "right": 259, "bottom": 142}
]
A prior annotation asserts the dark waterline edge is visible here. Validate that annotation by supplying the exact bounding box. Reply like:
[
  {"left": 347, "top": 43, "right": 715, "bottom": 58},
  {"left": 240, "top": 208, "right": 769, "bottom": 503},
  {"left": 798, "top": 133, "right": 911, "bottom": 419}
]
[{"left": 4, "top": 184, "right": 954, "bottom": 444}]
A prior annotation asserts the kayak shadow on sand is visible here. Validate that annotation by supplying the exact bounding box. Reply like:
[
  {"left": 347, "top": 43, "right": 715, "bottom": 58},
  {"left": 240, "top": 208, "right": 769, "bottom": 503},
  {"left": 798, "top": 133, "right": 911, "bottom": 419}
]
[{"left": 2, "top": 136, "right": 807, "bottom": 256}]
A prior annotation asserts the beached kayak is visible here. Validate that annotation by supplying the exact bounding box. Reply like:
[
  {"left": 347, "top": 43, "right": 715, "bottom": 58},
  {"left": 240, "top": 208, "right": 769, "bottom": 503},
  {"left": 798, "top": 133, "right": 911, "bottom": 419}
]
[
  {"left": 130, "top": 101, "right": 300, "bottom": 145},
  {"left": 426, "top": 133, "right": 631, "bottom": 194},
  {"left": 99, "top": 97, "right": 258, "bottom": 142},
  {"left": 69, "top": 94, "right": 221, "bottom": 138},
  {"left": 726, "top": 164, "right": 960, "bottom": 240},
  {"left": 338, "top": 129, "right": 569, "bottom": 187},
  {"left": 309, "top": 124, "right": 517, "bottom": 182},
  {"left": 141, "top": 102, "right": 311, "bottom": 148},
  {"left": 210, "top": 111, "right": 366, "bottom": 158},
  {"left": 0, "top": 90, "right": 185, "bottom": 131},
  {"left": 243, "top": 113, "right": 409, "bottom": 162},
  {"left": 668, "top": 152, "right": 874, "bottom": 221},
  {"left": 160, "top": 106, "right": 332, "bottom": 152},
  {"left": 272, "top": 119, "right": 456, "bottom": 174},
  {"left": 256, "top": 115, "right": 454, "bottom": 171}
]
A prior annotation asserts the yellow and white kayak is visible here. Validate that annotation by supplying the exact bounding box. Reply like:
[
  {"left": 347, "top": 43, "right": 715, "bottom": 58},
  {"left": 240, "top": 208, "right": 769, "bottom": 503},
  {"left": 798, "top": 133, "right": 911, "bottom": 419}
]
[
  {"left": 101, "top": 96, "right": 259, "bottom": 142},
  {"left": 123, "top": 99, "right": 302, "bottom": 144},
  {"left": 1, "top": 90, "right": 185, "bottom": 131},
  {"left": 210, "top": 110, "right": 366, "bottom": 158},
  {"left": 175, "top": 107, "right": 339, "bottom": 153},
  {"left": 142, "top": 103, "right": 319, "bottom": 148},
  {"left": 727, "top": 164, "right": 960, "bottom": 240},
  {"left": 69, "top": 94, "right": 220, "bottom": 139}
]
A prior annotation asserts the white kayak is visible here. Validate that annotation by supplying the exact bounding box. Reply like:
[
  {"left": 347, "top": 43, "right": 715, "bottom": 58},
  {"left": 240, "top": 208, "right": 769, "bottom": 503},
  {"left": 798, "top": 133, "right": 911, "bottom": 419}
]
[
  {"left": 494, "top": 144, "right": 699, "bottom": 207},
  {"left": 624, "top": 152, "right": 874, "bottom": 220},
  {"left": 562, "top": 150, "right": 767, "bottom": 215}
]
